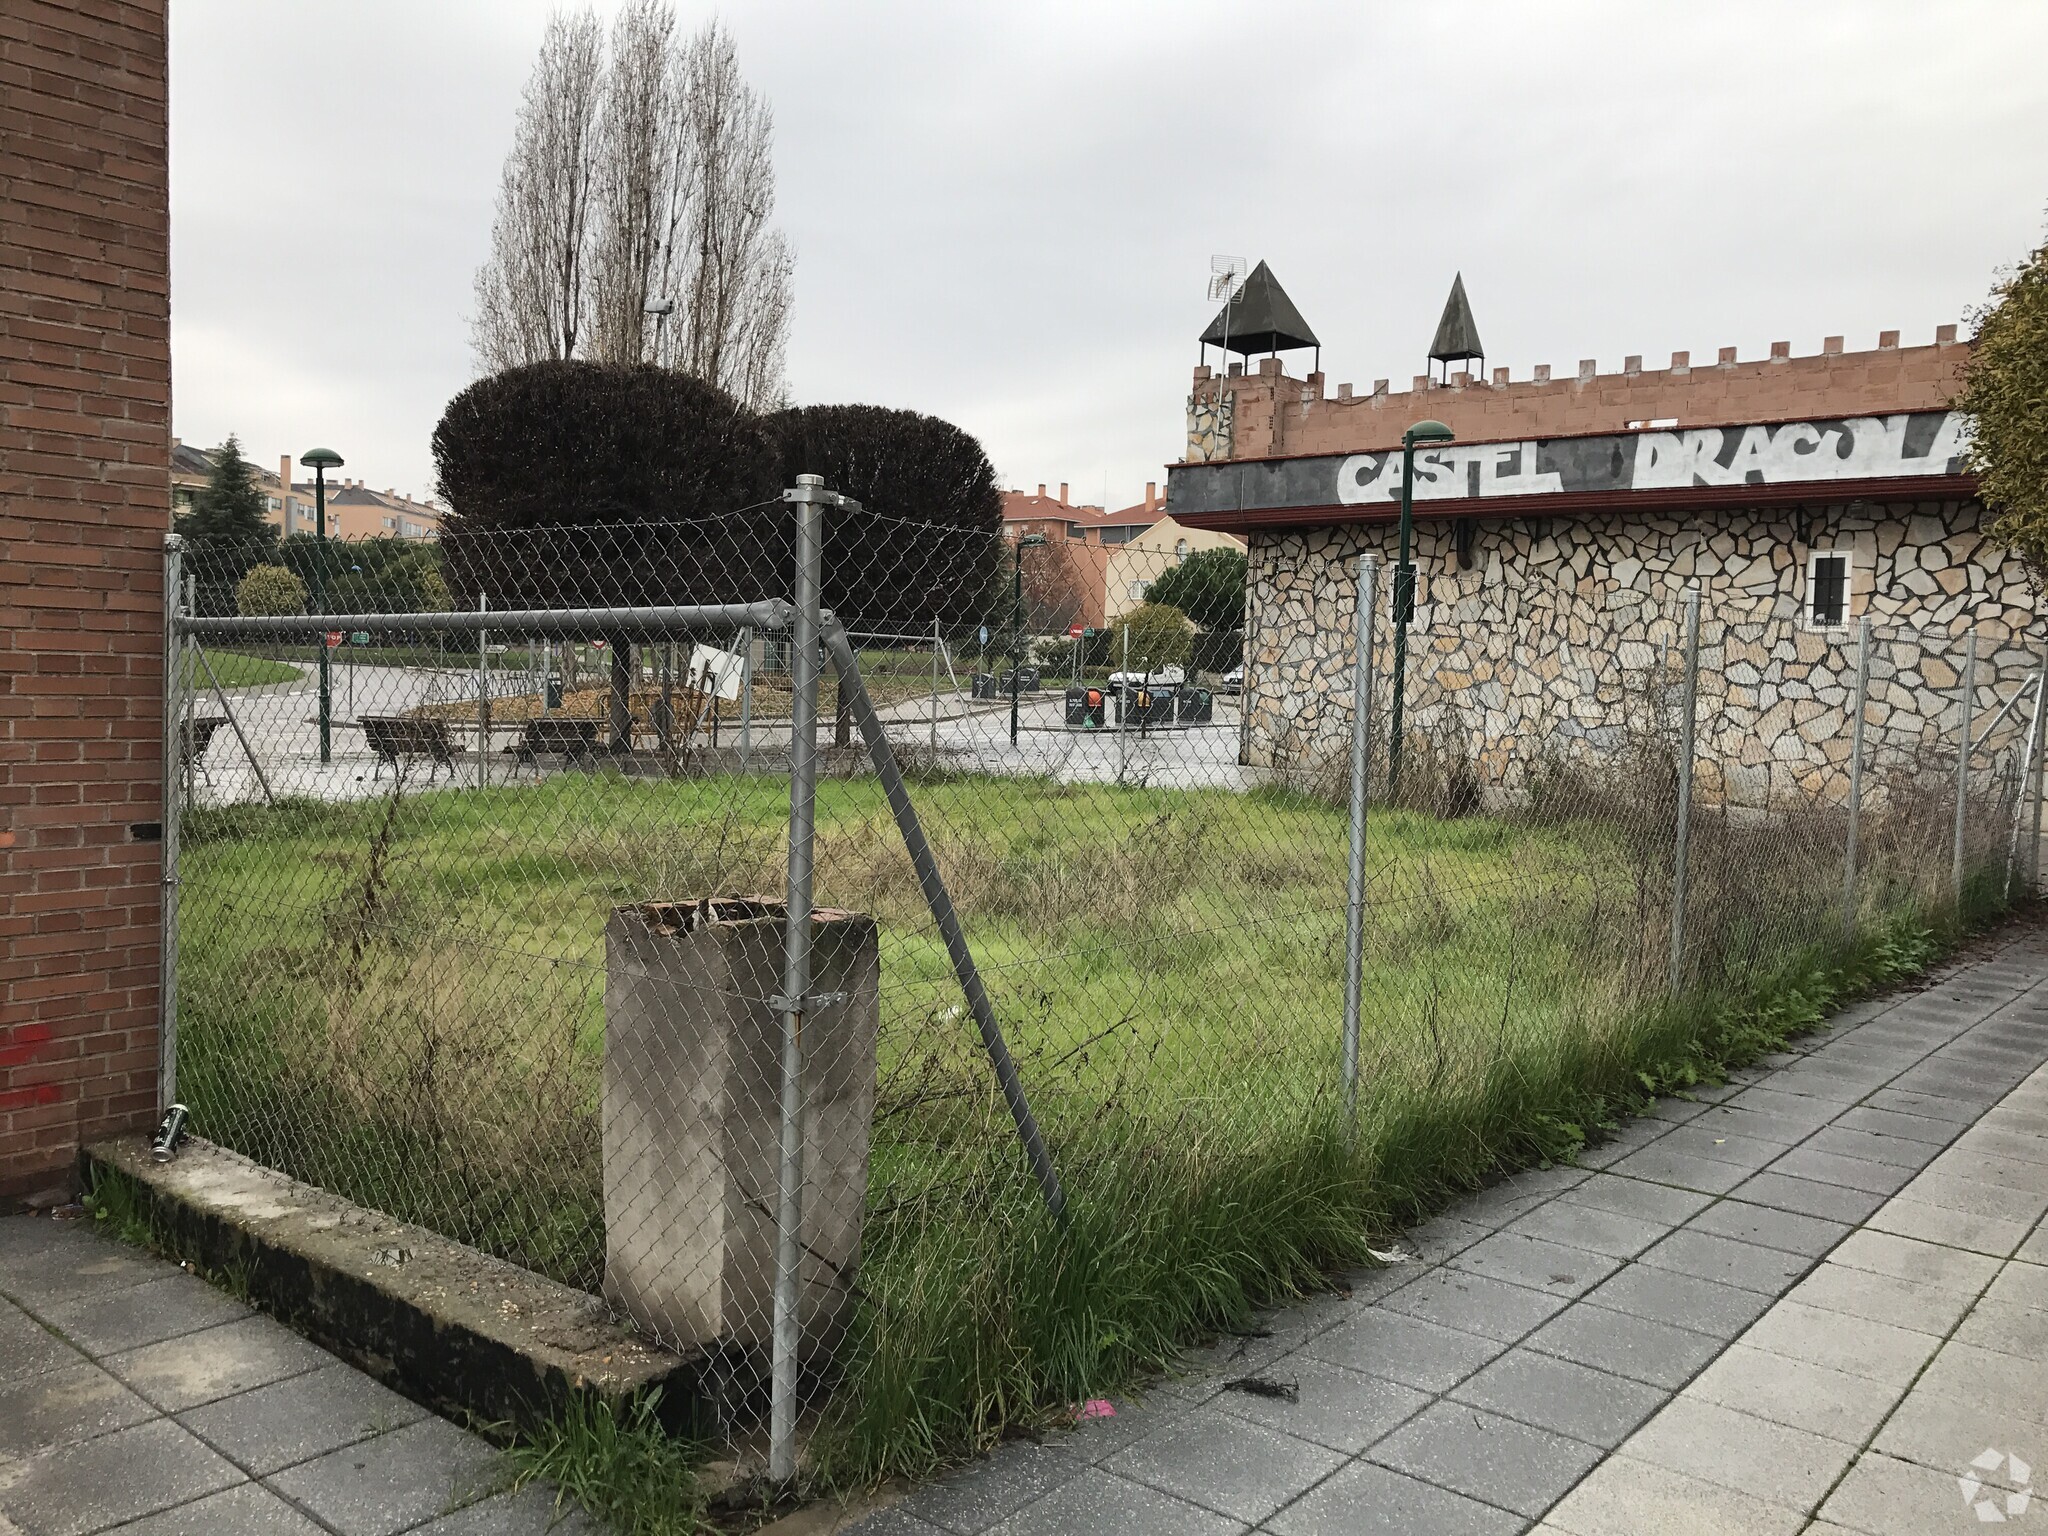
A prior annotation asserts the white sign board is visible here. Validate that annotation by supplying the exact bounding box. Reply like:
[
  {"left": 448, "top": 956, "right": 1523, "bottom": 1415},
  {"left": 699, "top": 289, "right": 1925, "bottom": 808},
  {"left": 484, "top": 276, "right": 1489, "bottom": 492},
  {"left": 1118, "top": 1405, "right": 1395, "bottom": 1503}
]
[{"left": 688, "top": 642, "right": 745, "bottom": 702}]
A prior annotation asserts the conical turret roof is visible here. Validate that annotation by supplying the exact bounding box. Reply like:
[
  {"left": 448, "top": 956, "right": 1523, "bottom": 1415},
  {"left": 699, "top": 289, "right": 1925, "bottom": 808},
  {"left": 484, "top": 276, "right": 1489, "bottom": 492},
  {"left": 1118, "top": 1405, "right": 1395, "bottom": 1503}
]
[
  {"left": 1200, "top": 261, "right": 1319, "bottom": 357},
  {"left": 1429, "top": 273, "right": 1484, "bottom": 365}
]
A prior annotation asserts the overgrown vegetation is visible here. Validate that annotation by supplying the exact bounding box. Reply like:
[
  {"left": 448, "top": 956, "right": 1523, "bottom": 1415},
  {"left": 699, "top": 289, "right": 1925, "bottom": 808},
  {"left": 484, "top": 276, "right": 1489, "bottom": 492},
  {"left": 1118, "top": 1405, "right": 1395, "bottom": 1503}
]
[
  {"left": 172, "top": 734, "right": 2016, "bottom": 1501},
  {"left": 496, "top": 1391, "right": 706, "bottom": 1536}
]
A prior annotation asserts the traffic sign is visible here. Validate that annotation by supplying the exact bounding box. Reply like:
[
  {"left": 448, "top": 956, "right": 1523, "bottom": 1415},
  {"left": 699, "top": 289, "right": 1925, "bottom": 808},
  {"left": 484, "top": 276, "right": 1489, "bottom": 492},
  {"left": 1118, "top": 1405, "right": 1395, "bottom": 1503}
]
[
  {"left": 1068, "top": 624, "right": 1084, "bottom": 639},
  {"left": 325, "top": 631, "right": 344, "bottom": 649}
]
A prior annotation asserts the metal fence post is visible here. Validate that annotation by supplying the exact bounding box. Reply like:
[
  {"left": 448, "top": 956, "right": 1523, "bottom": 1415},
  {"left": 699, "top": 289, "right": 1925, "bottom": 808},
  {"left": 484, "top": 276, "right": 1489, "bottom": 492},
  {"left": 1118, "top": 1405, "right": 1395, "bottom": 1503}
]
[
  {"left": 1117, "top": 628, "right": 1129, "bottom": 780},
  {"left": 1843, "top": 614, "right": 1873, "bottom": 936},
  {"left": 181, "top": 576, "right": 197, "bottom": 812},
  {"left": 770, "top": 475, "right": 827, "bottom": 1485},
  {"left": 740, "top": 626, "right": 754, "bottom": 769},
  {"left": 477, "top": 594, "right": 490, "bottom": 790},
  {"left": 2007, "top": 666, "right": 2047, "bottom": 896},
  {"left": 1669, "top": 587, "right": 1701, "bottom": 992},
  {"left": 930, "top": 615, "right": 940, "bottom": 754},
  {"left": 1954, "top": 631, "right": 1976, "bottom": 901},
  {"left": 159, "top": 537, "right": 186, "bottom": 1111},
  {"left": 1342, "top": 553, "right": 1379, "bottom": 1126},
  {"left": 2031, "top": 643, "right": 2048, "bottom": 891}
]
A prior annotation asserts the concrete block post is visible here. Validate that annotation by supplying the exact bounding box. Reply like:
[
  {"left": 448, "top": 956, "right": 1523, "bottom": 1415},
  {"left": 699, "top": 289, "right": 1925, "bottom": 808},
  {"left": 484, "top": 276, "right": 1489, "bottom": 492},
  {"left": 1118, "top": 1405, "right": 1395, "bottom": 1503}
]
[{"left": 601, "top": 900, "right": 879, "bottom": 1369}]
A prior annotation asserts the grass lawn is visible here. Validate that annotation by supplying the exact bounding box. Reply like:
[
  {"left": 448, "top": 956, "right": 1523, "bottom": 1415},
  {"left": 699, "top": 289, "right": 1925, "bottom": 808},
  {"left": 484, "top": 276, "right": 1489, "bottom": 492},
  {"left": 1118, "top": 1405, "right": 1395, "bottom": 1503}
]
[
  {"left": 185, "top": 649, "right": 301, "bottom": 688},
  {"left": 174, "top": 764, "right": 1988, "bottom": 1483}
]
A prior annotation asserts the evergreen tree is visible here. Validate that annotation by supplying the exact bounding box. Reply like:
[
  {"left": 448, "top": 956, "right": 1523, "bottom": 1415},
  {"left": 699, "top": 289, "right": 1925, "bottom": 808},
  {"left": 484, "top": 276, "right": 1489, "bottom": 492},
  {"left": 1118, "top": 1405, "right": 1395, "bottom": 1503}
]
[
  {"left": 1961, "top": 227, "right": 2048, "bottom": 579},
  {"left": 1144, "top": 545, "right": 1247, "bottom": 633},
  {"left": 176, "top": 434, "right": 278, "bottom": 571}
]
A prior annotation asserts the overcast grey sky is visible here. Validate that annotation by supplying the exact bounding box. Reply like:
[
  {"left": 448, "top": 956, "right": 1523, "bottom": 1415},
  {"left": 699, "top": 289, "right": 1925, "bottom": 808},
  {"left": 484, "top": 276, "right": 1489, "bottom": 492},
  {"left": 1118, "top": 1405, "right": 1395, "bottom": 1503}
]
[{"left": 169, "top": 1, "right": 2048, "bottom": 512}]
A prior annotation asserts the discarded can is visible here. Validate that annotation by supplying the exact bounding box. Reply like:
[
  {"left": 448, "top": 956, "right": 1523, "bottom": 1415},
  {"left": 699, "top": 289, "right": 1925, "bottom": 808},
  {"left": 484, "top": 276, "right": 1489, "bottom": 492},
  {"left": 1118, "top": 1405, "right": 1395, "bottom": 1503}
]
[{"left": 150, "top": 1103, "right": 189, "bottom": 1162}]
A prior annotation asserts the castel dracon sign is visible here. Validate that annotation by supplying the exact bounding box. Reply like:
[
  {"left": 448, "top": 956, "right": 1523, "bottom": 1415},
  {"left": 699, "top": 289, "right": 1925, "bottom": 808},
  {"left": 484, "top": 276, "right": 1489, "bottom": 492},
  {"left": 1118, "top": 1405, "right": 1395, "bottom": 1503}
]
[{"left": 1168, "top": 410, "right": 1969, "bottom": 519}]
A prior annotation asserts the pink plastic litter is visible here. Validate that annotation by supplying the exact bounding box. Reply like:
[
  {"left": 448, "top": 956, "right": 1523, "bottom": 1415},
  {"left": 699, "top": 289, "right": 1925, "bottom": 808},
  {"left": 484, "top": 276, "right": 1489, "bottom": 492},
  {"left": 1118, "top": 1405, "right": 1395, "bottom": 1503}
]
[{"left": 1077, "top": 1399, "right": 1115, "bottom": 1419}]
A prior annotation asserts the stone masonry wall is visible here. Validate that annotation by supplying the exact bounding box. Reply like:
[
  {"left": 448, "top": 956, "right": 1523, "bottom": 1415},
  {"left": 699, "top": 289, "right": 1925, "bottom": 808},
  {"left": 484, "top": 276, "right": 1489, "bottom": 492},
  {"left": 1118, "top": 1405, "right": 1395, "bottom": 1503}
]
[{"left": 1245, "top": 500, "right": 2045, "bottom": 810}]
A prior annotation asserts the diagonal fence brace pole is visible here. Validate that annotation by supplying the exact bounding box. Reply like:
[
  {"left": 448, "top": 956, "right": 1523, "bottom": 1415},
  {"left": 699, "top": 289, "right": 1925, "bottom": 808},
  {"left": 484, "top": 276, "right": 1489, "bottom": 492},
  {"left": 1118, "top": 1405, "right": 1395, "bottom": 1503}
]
[
  {"left": 820, "top": 616, "right": 1070, "bottom": 1228},
  {"left": 191, "top": 644, "right": 275, "bottom": 807}
]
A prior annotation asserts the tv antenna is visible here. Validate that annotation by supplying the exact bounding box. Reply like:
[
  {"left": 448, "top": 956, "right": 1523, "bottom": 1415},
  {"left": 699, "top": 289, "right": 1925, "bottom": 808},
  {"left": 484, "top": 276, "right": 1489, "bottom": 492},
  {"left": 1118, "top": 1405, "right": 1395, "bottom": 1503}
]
[{"left": 1207, "top": 256, "right": 1247, "bottom": 365}]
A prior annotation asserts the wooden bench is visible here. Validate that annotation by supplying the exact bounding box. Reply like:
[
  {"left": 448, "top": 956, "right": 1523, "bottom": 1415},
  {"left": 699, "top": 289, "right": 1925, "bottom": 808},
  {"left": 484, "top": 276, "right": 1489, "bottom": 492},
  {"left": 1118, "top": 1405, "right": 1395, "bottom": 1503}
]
[
  {"left": 359, "top": 715, "right": 458, "bottom": 783},
  {"left": 517, "top": 716, "right": 601, "bottom": 766}
]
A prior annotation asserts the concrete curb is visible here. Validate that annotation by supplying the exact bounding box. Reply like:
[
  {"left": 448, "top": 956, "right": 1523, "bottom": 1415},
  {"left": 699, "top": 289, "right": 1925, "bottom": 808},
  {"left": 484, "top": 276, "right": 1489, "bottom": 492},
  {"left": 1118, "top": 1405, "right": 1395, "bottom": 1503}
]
[{"left": 81, "top": 1134, "right": 700, "bottom": 1441}]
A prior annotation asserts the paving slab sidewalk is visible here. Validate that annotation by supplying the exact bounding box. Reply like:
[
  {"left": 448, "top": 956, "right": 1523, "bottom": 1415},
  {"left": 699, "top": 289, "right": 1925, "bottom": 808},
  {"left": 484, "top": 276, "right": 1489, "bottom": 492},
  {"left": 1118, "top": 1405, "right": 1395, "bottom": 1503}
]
[
  {"left": 0, "top": 1216, "right": 592, "bottom": 1536},
  {"left": 829, "top": 924, "right": 2048, "bottom": 1536}
]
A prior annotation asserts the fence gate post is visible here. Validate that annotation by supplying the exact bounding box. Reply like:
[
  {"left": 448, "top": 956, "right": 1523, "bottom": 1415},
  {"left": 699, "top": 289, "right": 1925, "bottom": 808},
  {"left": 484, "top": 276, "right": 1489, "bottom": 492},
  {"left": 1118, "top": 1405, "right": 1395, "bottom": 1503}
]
[
  {"left": 1954, "top": 631, "right": 1976, "bottom": 901},
  {"left": 159, "top": 537, "right": 186, "bottom": 1111},
  {"left": 1669, "top": 587, "right": 1701, "bottom": 992},
  {"left": 1342, "top": 553, "right": 1380, "bottom": 1126},
  {"left": 1843, "top": 614, "right": 1873, "bottom": 936},
  {"left": 770, "top": 474, "right": 829, "bottom": 1485}
]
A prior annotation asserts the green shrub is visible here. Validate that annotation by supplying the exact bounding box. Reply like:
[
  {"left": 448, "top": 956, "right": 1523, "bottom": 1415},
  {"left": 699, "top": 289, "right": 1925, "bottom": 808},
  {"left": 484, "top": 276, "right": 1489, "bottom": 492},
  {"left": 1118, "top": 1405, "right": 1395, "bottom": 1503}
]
[
  {"left": 235, "top": 563, "right": 308, "bottom": 616},
  {"left": 1106, "top": 603, "right": 1193, "bottom": 673}
]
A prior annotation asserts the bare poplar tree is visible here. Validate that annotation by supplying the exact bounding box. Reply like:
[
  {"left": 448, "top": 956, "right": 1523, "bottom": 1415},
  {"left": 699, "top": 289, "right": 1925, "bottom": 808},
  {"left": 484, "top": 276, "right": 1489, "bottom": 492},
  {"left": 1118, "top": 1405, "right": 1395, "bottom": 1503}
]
[
  {"left": 587, "top": 0, "right": 675, "bottom": 364},
  {"left": 471, "top": 8, "right": 604, "bottom": 372},
  {"left": 473, "top": 6, "right": 792, "bottom": 403},
  {"left": 660, "top": 20, "right": 792, "bottom": 407}
]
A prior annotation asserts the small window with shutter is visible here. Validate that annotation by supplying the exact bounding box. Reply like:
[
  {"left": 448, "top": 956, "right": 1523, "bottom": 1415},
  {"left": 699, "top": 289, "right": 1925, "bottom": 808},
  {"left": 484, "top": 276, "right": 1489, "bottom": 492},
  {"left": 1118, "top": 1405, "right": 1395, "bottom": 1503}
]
[{"left": 1806, "top": 551, "right": 1850, "bottom": 628}]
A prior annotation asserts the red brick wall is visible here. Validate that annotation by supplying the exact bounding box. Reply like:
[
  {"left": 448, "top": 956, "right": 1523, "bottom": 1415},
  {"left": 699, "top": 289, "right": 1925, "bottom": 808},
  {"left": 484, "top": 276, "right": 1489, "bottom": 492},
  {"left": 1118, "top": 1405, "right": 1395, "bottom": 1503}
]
[
  {"left": 1198, "top": 331, "right": 1971, "bottom": 463},
  {"left": 0, "top": 0, "right": 171, "bottom": 1197}
]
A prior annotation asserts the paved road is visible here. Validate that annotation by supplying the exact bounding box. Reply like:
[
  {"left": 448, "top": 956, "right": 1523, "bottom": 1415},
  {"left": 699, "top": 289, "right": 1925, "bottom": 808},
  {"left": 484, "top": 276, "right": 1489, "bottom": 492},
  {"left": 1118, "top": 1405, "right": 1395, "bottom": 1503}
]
[
  {"left": 189, "top": 667, "right": 1261, "bottom": 807},
  {"left": 833, "top": 924, "right": 2048, "bottom": 1536},
  {"left": 0, "top": 1218, "right": 589, "bottom": 1535}
]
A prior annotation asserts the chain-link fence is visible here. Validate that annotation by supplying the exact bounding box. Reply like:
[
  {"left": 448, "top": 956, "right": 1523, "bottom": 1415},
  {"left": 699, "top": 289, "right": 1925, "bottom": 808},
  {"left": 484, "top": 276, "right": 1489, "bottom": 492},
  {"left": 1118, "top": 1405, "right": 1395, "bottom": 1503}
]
[{"left": 160, "top": 490, "right": 2043, "bottom": 1485}]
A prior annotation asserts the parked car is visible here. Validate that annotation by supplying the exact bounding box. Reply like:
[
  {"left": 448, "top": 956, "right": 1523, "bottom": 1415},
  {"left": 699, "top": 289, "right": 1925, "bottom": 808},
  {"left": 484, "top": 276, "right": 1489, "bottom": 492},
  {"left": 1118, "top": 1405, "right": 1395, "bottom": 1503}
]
[
  {"left": 1107, "top": 663, "right": 1185, "bottom": 688},
  {"left": 1220, "top": 666, "right": 1244, "bottom": 692}
]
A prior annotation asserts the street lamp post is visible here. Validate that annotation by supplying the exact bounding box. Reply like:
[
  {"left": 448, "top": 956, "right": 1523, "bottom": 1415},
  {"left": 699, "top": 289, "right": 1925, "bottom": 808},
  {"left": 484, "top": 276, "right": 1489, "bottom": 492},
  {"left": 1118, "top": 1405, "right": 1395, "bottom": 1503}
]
[
  {"left": 1011, "top": 533, "right": 1048, "bottom": 746},
  {"left": 300, "top": 447, "right": 344, "bottom": 765},
  {"left": 644, "top": 297, "right": 674, "bottom": 362},
  {"left": 1388, "top": 420, "right": 1454, "bottom": 793}
]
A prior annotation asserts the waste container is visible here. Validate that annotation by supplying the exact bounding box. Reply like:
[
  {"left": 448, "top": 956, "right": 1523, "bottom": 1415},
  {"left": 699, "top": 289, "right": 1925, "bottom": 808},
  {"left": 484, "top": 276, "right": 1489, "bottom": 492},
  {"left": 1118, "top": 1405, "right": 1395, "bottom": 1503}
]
[
  {"left": 1175, "top": 687, "right": 1214, "bottom": 724},
  {"left": 545, "top": 675, "right": 565, "bottom": 710},
  {"left": 1064, "top": 686, "right": 1107, "bottom": 727},
  {"left": 1115, "top": 685, "right": 1176, "bottom": 726},
  {"left": 1000, "top": 667, "right": 1041, "bottom": 694},
  {"left": 971, "top": 671, "right": 998, "bottom": 700}
]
